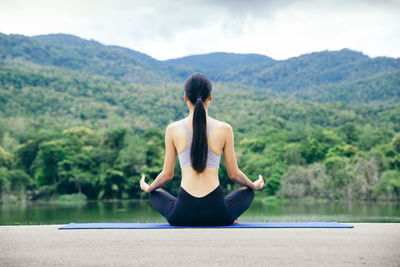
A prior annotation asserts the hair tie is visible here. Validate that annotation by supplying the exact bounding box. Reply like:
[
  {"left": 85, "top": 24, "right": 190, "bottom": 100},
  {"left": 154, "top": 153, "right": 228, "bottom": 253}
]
[{"left": 197, "top": 96, "right": 202, "bottom": 100}]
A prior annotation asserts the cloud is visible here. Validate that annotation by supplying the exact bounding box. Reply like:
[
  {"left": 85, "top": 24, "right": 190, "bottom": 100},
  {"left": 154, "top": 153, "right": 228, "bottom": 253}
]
[
  {"left": 205, "top": 0, "right": 301, "bottom": 17},
  {"left": 206, "top": 0, "right": 400, "bottom": 15},
  {"left": 0, "top": 0, "right": 399, "bottom": 60}
]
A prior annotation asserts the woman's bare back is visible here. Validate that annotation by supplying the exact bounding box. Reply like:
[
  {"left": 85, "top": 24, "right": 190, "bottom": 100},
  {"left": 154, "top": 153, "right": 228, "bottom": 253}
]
[{"left": 171, "top": 116, "right": 228, "bottom": 197}]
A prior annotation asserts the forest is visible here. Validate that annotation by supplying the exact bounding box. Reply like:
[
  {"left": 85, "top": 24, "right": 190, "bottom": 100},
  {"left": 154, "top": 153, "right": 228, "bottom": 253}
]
[{"left": 0, "top": 33, "right": 399, "bottom": 203}]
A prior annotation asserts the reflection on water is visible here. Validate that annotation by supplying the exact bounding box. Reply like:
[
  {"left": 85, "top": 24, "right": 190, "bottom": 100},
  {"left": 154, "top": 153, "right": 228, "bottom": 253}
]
[{"left": 1, "top": 199, "right": 399, "bottom": 225}]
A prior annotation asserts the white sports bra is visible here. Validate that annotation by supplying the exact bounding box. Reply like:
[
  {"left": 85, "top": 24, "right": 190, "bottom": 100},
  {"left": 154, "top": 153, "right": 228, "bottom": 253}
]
[{"left": 178, "top": 119, "right": 221, "bottom": 169}]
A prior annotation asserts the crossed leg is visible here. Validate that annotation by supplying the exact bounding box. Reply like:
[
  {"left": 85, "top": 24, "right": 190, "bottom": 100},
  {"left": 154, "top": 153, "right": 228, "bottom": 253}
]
[
  {"left": 149, "top": 186, "right": 254, "bottom": 225},
  {"left": 149, "top": 188, "right": 176, "bottom": 222},
  {"left": 225, "top": 186, "right": 255, "bottom": 223}
]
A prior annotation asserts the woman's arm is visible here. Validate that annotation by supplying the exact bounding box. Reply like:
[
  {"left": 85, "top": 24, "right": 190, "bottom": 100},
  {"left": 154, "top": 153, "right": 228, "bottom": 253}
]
[
  {"left": 223, "top": 123, "right": 264, "bottom": 190},
  {"left": 140, "top": 124, "right": 176, "bottom": 193}
]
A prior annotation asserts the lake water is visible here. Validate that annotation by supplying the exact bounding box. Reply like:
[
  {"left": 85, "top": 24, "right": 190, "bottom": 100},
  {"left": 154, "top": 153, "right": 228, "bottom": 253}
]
[{"left": 1, "top": 199, "right": 399, "bottom": 225}]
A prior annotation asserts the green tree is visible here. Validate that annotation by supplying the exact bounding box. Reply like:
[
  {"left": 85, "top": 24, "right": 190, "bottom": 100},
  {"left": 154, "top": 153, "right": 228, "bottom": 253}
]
[
  {"left": 32, "top": 138, "right": 77, "bottom": 187},
  {"left": 284, "top": 143, "right": 306, "bottom": 165},
  {"left": 0, "top": 146, "right": 13, "bottom": 168},
  {"left": 339, "top": 123, "right": 359, "bottom": 144},
  {"left": 302, "top": 138, "right": 325, "bottom": 163},
  {"left": 391, "top": 134, "right": 400, "bottom": 154},
  {"left": 373, "top": 170, "right": 400, "bottom": 200},
  {"left": 358, "top": 128, "right": 395, "bottom": 151},
  {"left": 324, "top": 156, "right": 354, "bottom": 200}
]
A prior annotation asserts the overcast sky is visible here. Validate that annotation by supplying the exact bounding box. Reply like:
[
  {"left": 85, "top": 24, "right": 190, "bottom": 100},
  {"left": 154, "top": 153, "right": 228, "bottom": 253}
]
[{"left": 1, "top": 0, "right": 399, "bottom": 60}]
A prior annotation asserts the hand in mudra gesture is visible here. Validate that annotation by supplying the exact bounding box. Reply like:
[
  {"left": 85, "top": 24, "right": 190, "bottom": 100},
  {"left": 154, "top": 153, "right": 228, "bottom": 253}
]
[
  {"left": 139, "top": 174, "right": 151, "bottom": 193},
  {"left": 253, "top": 174, "right": 265, "bottom": 190}
]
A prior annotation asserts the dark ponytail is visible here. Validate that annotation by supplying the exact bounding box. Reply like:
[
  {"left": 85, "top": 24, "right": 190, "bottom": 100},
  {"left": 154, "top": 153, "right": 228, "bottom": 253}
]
[{"left": 184, "top": 73, "right": 212, "bottom": 173}]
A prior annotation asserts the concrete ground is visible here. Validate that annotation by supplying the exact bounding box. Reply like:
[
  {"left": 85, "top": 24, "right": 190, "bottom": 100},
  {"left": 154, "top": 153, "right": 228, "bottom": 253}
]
[{"left": 0, "top": 223, "right": 399, "bottom": 266}]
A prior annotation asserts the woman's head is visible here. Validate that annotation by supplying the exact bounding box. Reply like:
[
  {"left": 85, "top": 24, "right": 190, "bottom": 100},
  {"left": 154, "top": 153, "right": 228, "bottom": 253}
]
[
  {"left": 184, "top": 73, "right": 212, "bottom": 104},
  {"left": 184, "top": 73, "right": 212, "bottom": 173}
]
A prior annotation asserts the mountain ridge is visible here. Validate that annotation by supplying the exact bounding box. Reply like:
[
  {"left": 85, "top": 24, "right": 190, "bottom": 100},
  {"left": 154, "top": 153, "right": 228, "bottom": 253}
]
[{"left": 1, "top": 32, "right": 399, "bottom": 104}]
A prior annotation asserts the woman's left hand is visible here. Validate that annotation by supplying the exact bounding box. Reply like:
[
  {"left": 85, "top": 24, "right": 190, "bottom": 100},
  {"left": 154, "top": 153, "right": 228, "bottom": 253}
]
[{"left": 140, "top": 174, "right": 151, "bottom": 193}]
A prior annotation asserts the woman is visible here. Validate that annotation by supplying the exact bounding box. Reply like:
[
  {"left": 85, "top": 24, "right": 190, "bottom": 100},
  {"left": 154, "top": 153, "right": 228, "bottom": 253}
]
[{"left": 139, "top": 73, "right": 264, "bottom": 226}]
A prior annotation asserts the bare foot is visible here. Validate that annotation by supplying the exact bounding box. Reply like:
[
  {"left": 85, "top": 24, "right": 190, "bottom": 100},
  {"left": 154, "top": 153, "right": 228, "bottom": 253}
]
[{"left": 233, "top": 219, "right": 238, "bottom": 224}]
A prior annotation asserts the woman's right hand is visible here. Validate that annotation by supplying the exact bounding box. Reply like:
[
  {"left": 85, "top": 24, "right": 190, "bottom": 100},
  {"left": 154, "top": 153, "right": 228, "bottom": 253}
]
[{"left": 253, "top": 175, "right": 265, "bottom": 190}]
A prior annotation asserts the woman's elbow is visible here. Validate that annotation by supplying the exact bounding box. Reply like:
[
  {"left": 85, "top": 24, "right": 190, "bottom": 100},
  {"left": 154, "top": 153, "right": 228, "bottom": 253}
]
[
  {"left": 227, "top": 168, "right": 240, "bottom": 179},
  {"left": 163, "top": 171, "right": 174, "bottom": 181}
]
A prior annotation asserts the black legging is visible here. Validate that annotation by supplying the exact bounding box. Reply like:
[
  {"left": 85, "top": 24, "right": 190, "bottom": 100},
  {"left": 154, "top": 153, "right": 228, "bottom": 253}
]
[{"left": 149, "top": 185, "right": 254, "bottom": 226}]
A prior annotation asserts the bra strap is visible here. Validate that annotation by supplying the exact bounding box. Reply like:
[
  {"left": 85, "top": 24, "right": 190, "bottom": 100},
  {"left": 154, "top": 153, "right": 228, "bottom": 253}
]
[
  {"left": 207, "top": 119, "right": 216, "bottom": 137},
  {"left": 181, "top": 120, "right": 192, "bottom": 137}
]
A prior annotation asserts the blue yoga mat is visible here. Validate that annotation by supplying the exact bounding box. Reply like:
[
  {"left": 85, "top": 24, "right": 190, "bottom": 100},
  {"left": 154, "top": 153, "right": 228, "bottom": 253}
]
[{"left": 59, "top": 222, "right": 353, "bottom": 229}]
